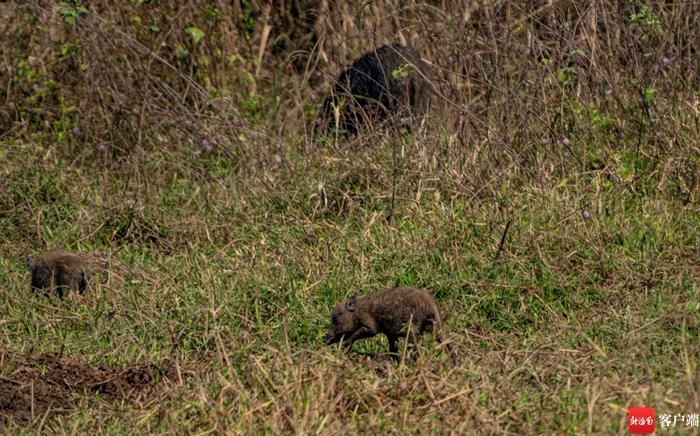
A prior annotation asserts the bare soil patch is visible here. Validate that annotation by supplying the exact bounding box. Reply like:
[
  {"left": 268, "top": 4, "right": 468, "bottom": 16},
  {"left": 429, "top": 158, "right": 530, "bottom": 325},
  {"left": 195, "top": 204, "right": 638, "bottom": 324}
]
[{"left": 0, "top": 349, "right": 164, "bottom": 427}]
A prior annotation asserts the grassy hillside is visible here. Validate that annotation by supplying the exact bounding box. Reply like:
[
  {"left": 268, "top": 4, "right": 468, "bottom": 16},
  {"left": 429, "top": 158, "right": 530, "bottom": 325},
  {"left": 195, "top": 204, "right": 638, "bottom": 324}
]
[{"left": 1, "top": 1, "right": 698, "bottom": 433}]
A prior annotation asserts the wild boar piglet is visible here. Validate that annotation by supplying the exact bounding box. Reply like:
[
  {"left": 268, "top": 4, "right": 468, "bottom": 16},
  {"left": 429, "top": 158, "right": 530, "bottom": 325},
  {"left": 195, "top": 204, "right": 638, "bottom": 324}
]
[
  {"left": 324, "top": 287, "right": 448, "bottom": 358},
  {"left": 27, "top": 249, "right": 89, "bottom": 297}
]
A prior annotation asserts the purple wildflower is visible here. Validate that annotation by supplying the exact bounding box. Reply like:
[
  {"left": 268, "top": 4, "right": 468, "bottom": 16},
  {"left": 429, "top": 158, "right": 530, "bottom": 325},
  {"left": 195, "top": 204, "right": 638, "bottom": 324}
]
[
  {"left": 202, "top": 138, "right": 213, "bottom": 153},
  {"left": 581, "top": 210, "right": 591, "bottom": 220},
  {"left": 71, "top": 126, "right": 81, "bottom": 136},
  {"left": 662, "top": 57, "right": 670, "bottom": 66},
  {"left": 562, "top": 137, "right": 570, "bottom": 146},
  {"left": 274, "top": 154, "right": 282, "bottom": 164}
]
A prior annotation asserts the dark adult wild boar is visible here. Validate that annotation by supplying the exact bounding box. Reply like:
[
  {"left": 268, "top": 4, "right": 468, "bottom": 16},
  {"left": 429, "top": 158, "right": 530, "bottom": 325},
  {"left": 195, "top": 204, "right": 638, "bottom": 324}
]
[
  {"left": 324, "top": 287, "right": 450, "bottom": 359},
  {"left": 27, "top": 249, "right": 89, "bottom": 297},
  {"left": 319, "top": 45, "right": 432, "bottom": 136}
]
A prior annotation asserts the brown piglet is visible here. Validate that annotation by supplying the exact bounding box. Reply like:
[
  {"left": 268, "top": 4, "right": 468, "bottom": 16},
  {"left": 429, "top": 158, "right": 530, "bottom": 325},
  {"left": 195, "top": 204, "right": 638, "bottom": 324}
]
[
  {"left": 27, "top": 249, "right": 89, "bottom": 297},
  {"left": 324, "top": 287, "right": 453, "bottom": 360}
]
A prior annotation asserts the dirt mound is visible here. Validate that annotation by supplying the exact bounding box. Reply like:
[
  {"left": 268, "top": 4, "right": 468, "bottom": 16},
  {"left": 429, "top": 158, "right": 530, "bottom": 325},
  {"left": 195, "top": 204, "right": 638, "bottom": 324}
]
[{"left": 0, "top": 350, "right": 164, "bottom": 427}]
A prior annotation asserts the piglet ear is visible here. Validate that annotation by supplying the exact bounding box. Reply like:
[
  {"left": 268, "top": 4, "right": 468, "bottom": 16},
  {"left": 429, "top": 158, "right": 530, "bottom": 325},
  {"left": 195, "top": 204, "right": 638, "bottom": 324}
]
[
  {"left": 27, "top": 256, "right": 36, "bottom": 271},
  {"left": 346, "top": 296, "right": 357, "bottom": 312}
]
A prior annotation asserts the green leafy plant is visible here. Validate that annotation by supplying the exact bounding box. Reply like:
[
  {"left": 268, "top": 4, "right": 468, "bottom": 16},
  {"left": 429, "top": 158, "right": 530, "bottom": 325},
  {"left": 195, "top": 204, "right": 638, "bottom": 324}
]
[
  {"left": 58, "top": 4, "right": 88, "bottom": 25},
  {"left": 391, "top": 64, "right": 412, "bottom": 80},
  {"left": 185, "top": 26, "right": 205, "bottom": 44},
  {"left": 643, "top": 87, "right": 656, "bottom": 103},
  {"left": 630, "top": 3, "right": 662, "bottom": 39}
]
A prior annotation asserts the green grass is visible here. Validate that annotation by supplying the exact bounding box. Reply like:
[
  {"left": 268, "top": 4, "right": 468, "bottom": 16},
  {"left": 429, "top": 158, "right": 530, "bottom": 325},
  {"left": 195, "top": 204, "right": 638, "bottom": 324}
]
[{"left": 1, "top": 130, "right": 698, "bottom": 433}]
